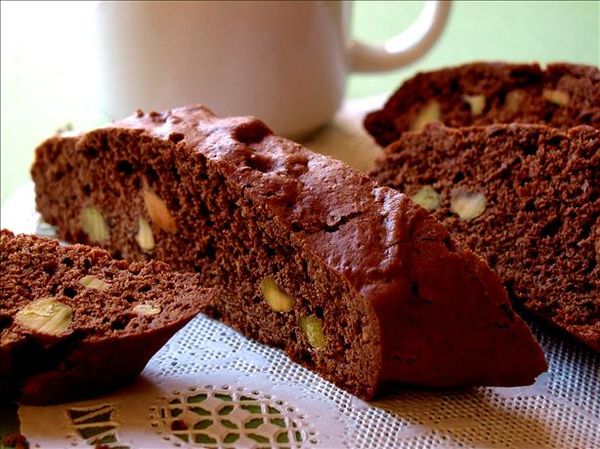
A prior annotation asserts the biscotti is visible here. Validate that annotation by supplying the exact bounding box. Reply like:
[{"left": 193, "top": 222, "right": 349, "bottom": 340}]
[
  {"left": 364, "top": 62, "right": 600, "bottom": 146},
  {"left": 370, "top": 123, "right": 599, "bottom": 351},
  {"left": 0, "top": 230, "right": 215, "bottom": 404},
  {"left": 31, "top": 105, "right": 547, "bottom": 399}
]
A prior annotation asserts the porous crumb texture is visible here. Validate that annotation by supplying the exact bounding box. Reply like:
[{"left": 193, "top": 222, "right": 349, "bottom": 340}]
[
  {"left": 0, "top": 230, "right": 213, "bottom": 404},
  {"left": 371, "top": 124, "right": 600, "bottom": 351},
  {"left": 365, "top": 62, "right": 600, "bottom": 147},
  {"left": 31, "top": 105, "right": 547, "bottom": 399}
]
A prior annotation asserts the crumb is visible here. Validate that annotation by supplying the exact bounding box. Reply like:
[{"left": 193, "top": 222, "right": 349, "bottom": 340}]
[
  {"left": 171, "top": 419, "right": 188, "bottom": 430},
  {"left": 2, "top": 433, "right": 30, "bottom": 449}
]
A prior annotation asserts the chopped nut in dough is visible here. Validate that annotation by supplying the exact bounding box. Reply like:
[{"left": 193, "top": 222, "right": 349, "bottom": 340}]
[
  {"left": 135, "top": 217, "right": 155, "bottom": 252},
  {"left": 133, "top": 303, "right": 161, "bottom": 316},
  {"left": 543, "top": 89, "right": 570, "bottom": 106},
  {"left": 299, "top": 315, "right": 326, "bottom": 349},
  {"left": 411, "top": 185, "right": 441, "bottom": 211},
  {"left": 143, "top": 188, "right": 177, "bottom": 233},
  {"left": 80, "top": 206, "right": 109, "bottom": 243},
  {"left": 80, "top": 275, "right": 109, "bottom": 291},
  {"left": 505, "top": 90, "right": 526, "bottom": 114},
  {"left": 463, "top": 94, "right": 486, "bottom": 116},
  {"left": 260, "top": 277, "right": 295, "bottom": 312},
  {"left": 411, "top": 101, "right": 441, "bottom": 131},
  {"left": 15, "top": 297, "right": 72, "bottom": 335},
  {"left": 451, "top": 189, "right": 486, "bottom": 221}
]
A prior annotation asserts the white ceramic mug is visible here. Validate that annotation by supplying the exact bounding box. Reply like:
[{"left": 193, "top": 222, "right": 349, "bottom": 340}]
[{"left": 97, "top": 1, "right": 450, "bottom": 138}]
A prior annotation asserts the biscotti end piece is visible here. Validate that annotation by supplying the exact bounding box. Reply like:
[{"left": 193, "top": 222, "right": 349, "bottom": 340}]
[
  {"left": 371, "top": 123, "right": 599, "bottom": 351},
  {"left": 367, "top": 188, "right": 547, "bottom": 387},
  {"left": 0, "top": 230, "right": 214, "bottom": 404},
  {"left": 31, "top": 105, "right": 546, "bottom": 398},
  {"left": 365, "top": 62, "right": 600, "bottom": 146}
]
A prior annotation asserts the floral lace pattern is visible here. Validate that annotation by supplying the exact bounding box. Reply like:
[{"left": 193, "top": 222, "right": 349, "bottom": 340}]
[{"left": 16, "top": 307, "right": 600, "bottom": 449}]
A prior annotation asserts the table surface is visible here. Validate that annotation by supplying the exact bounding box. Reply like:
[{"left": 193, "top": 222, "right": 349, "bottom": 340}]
[{"left": 1, "top": 1, "right": 598, "bottom": 205}]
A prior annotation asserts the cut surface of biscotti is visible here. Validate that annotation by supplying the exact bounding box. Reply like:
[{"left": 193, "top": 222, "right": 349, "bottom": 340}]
[
  {"left": 31, "top": 105, "right": 547, "bottom": 399},
  {"left": 0, "top": 230, "right": 214, "bottom": 404},
  {"left": 370, "top": 123, "right": 599, "bottom": 351},
  {"left": 364, "top": 62, "right": 600, "bottom": 146}
]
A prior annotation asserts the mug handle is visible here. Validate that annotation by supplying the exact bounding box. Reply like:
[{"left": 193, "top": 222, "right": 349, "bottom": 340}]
[{"left": 348, "top": 0, "right": 451, "bottom": 73}]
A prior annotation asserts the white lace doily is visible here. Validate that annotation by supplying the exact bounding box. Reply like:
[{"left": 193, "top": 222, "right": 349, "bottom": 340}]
[{"left": 3, "top": 97, "right": 599, "bottom": 449}]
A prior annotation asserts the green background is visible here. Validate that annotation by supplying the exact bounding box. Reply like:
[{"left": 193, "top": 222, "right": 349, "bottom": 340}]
[
  {"left": 0, "top": 0, "right": 598, "bottom": 442},
  {"left": 1, "top": 1, "right": 598, "bottom": 207}
]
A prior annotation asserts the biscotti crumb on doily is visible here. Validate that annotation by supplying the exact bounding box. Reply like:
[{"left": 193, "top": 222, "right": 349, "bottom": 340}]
[{"left": 2, "top": 433, "right": 30, "bottom": 449}]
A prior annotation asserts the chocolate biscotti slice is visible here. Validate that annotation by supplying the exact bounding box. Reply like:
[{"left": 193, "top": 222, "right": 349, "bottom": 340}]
[
  {"left": 31, "top": 106, "right": 546, "bottom": 399},
  {"left": 370, "top": 123, "right": 599, "bottom": 351},
  {"left": 0, "top": 230, "right": 215, "bottom": 404},
  {"left": 365, "top": 62, "right": 600, "bottom": 146}
]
